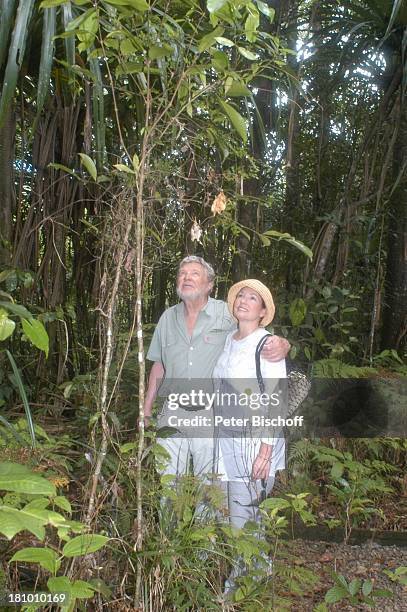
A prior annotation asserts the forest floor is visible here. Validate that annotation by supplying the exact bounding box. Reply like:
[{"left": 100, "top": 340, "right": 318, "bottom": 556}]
[{"left": 278, "top": 538, "right": 407, "bottom": 611}]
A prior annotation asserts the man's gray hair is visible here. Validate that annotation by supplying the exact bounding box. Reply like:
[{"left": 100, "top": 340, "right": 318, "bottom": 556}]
[{"left": 178, "top": 256, "right": 215, "bottom": 284}]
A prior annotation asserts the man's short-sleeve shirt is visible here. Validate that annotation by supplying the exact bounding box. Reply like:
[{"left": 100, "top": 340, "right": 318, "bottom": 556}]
[{"left": 147, "top": 298, "right": 235, "bottom": 379}]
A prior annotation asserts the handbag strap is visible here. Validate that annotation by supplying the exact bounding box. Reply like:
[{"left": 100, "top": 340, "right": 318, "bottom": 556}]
[
  {"left": 255, "top": 333, "right": 274, "bottom": 495},
  {"left": 255, "top": 336, "right": 311, "bottom": 412},
  {"left": 255, "top": 333, "right": 273, "bottom": 394}
]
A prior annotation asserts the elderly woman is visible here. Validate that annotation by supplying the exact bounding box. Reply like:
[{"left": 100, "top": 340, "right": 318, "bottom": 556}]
[{"left": 213, "top": 279, "right": 286, "bottom": 531}]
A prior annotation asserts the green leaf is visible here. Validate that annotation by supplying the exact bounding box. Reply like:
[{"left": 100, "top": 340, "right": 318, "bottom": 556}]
[
  {"left": 285, "top": 236, "right": 313, "bottom": 260},
  {"left": 0, "top": 506, "right": 43, "bottom": 540},
  {"left": 0, "top": 310, "right": 15, "bottom": 340},
  {"left": 0, "top": 301, "right": 32, "bottom": 319},
  {"left": 0, "top": 503, "right": 63, "bottom": 540},
  {"left": 104, "top": 0, "right": 149, "bottom": 11},
  {"left": 65, "top": 7, "right": 95, "bottom": 32},
  {"left": 263, "top": 230, "right": 313, "bottom": 260},
  {"left": 207, "top": 0, "right": 228, "bottom": 12},
  {"left": 148, "top": 45, "right": 172, "bottom": 60},
  {"left": 40, "top": 0, "right": 66, "bottom": 8},
  {"left": 226, "top": 81, "right": 251, "bottom": 97},
  {"left": 245, "top": 7, "right": 259, "bottom": 42},
  {"left": 54, "top": 496, "right": 72, "bottom": 514},
  {"left": 71, "top": 579, "right": 96, "bottom": 598},
  {"left": 62, "top": 534, "right": 109, "bottom": 558},
  {"left": 10, "top": 547, "right": 60, "bottom": 574},
  {"left": 47, "top": 575, "right": 71, "bottom": 596},
  {"left": 113, "top": 163, "right": 136, "bottom": 174},
  {"left": 331, "top": 461, "right": 344, "bottom": 479},
  {"left": 256, "top": 1, "right": 275, "bottom": 20},
  {"left": 48, "top": 162, "right": 75, "bottom": 175},
  {"left": 259, "top": 234, "right": 271, "bottom": 246},
  {"left": 0, "top": 269, "right": 15, "bottom": 283},
  {"left": 334, "top": 574, "right": 349, "bottom": 589},
  {"left": 348, "top": 578, "right": 361, "bottom": 596},
  {"left": 325, "top": 585, "right": 348, "bottom": 604},
  {"left": 5, "top": 351, "right": 36, "bottom": 447},
  {"left": 219, "top": 100, "right": 247, "bottom": 142},
  {"left": 21, "top": 318, "right": 49, "bottom": 357},
  {"left": 23, "top": 498, "right": 50, "bottom": 510},
  {"left": 0, "top": 462, "right": 56, "bottom": 495},
  {"left": 371, "top": 588, "right": 392, "bottom": 598},
  {"left": 211, "top": 49, "right": 228, "bottom": 71},
  {"left": 198, "top": 26, "right": 224, "bottom": 52},
  {"left": 40, "top": 0, "right": 67, "bottom": 7},
  {"left": 214, "top": 36, "right": 234, "bottom": 47},
  {"left": 237, "top": 46, "right": 258, "bottom": 60},
  {"left": 116, "top": 62, "right": 143, "bottom": 77},
  {"left": 132, "top": 153, "right": 139, "bottom": 171},
  {"left": 79, "top": 153, "right": 97, "bottom": 181},
  {"left": 289, "top": 298, "right": 307, "bottom": 327},
  {"left": 120, "top": 442, "right": 137, "bottom": 453},
  {"left": 261, "top": 497, "right": 291, "bottom": 511}
]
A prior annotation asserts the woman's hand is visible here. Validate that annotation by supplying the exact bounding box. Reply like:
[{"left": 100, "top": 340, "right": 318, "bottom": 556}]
[
  {"left": 251, "top": 443, "right": 273, "bottom": 480},
  {"left": 137, "top": 415, "right": 151, "bottom": 428}
]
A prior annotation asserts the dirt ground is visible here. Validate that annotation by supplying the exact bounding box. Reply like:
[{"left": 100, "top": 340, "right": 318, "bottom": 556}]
[{"left": 279, "top": 538, "right": 407, "bottom": 611}]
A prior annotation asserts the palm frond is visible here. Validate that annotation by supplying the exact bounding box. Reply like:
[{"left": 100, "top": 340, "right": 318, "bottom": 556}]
[
  {"left": 6, "top": 350, "right": 36, "bottom": 448},
  {"left": 0, "top": 0, "right": 18, "bottom": 72},
  {"left": 90, "top": 56, "right": 106, "bottom": 170},
  {"left": 0, "top": 0, "right": 35, "bottom": 129},
  {"left": 384, "top": 0, "right": 405, "bottom": 38}
]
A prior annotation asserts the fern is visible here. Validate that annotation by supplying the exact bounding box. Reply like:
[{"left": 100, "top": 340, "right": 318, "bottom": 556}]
[
  {"left": 287, "top": 439, "right": 315, "bottom": 467},
  {"left": 313, "top": 359, "right": 377, "bottom": 378}
]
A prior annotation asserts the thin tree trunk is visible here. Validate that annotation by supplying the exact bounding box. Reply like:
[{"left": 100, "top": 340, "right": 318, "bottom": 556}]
[
  {"left": 0, "top": 107, "right": 15, "bottom": 267},
  {"left": 381, "top": 95, "right": 407, "bottom": 351}
]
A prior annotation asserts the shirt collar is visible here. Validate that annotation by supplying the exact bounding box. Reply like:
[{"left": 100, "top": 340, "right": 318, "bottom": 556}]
[{"left": 176, "top": 296, "right": 214, "bottom": 318}]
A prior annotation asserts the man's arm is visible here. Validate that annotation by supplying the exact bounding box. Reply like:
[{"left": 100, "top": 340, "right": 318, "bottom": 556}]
[
  {"left": 261, "top": 335, "right": 290, "bottom": 362},
  {"left": 142, "top": 361, "right": 164, "bottom": 426}
]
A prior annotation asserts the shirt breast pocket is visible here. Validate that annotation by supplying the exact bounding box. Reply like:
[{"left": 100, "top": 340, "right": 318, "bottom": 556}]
[
  {"left": 204, "top": 332, "right": 226, "bottom": 345},
  {"left": 162, "top": 334, "right": 179, "bottom": 361},
  {"left": 165, "top": 334, "right": 178, "bottom": 348}
]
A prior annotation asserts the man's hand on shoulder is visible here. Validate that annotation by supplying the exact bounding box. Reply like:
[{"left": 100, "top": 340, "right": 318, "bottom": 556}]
[{"left": 261, "top": 335, "right": 290, "bottom": 362}]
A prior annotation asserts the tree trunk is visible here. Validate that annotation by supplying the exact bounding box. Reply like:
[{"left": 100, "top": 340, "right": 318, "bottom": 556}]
[
  {"left": 381, "top": 95, "right": 407, "bottom": 351},
  {"left": 231, "top": 1, "right": 284, "bottom": 281},
  {"left": 0, "top": 107, "right": 15, "bottom": 267},
  {"left": 284, "top": 0, "right": 300, "bottom": 291}
]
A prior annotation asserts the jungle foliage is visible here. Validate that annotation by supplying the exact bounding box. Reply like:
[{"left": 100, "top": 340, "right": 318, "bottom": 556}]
[{"left": 0, "top": 0, "right": 406, "bottom": 609}]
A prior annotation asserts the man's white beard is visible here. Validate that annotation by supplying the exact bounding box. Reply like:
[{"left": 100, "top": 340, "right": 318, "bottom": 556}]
[{"left": 177, "top": 287, "right": 208, "bottom": 302}]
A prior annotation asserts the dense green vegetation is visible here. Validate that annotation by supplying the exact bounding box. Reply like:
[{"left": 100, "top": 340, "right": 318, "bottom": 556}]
[{"left": 0, "top": 0, "right": 406, "bottom": 609}]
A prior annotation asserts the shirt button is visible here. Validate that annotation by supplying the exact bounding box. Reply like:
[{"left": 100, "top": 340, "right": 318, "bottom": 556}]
[
  {"left": 189, "top": 362, "right": 193, "bottom": 366},
  {"left": 190, "top": 346, "right": 193, "bottom": 350}
]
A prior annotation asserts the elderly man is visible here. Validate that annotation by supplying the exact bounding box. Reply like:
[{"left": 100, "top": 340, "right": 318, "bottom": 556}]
[{"left": 144, "top": 256, "right": 290, "bottom": 479}]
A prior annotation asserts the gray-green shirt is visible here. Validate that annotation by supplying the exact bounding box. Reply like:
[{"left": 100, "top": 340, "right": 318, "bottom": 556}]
[{"left": 147, "top": 298, "right": 235, "bottom": 378}]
